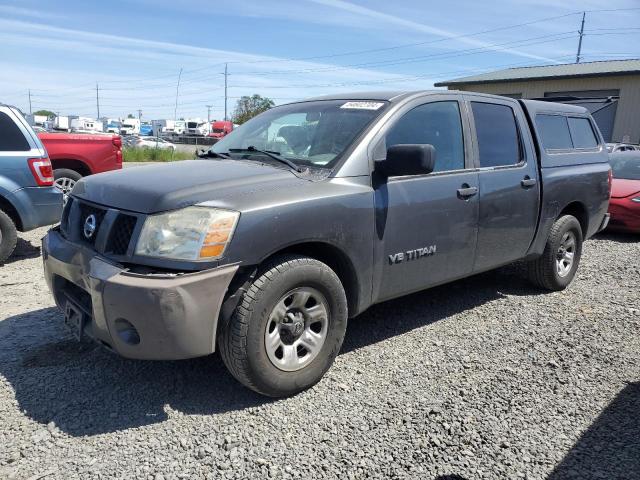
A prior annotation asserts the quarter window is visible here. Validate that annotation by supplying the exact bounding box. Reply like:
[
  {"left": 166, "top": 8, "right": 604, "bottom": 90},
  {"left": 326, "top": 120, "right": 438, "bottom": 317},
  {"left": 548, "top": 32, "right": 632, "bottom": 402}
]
[
  {"left": 0, "top": 111, "right": 30, "bottom": 151},
  {"left": 470, "top": 102, "right": 522, "bottom": 167},
  {"left": 568, "top": 117, "right": 598, "bottom": 149},
  {"left": 384, "top": 101, "right": 465, "bottom": 173},
  {"left": 535, "top": 115, "right": 573, "bottom": 150}
]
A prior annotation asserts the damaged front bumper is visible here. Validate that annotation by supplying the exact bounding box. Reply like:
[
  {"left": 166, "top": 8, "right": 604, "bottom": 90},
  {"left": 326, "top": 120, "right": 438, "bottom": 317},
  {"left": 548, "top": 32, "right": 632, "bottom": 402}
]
[{"left": 42, "top": 227, "right": 238, "bottom": 360}]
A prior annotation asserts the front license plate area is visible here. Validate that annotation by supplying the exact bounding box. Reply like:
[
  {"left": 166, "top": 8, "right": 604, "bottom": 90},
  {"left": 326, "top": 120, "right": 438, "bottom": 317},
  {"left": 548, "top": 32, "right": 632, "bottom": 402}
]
[{"left": 64, "top": 300, "right": 87, "bottom": 341}]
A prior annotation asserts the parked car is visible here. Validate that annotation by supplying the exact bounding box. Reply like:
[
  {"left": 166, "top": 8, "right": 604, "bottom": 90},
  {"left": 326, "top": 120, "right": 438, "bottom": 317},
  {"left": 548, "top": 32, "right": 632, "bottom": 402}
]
[
  {"left": 129, "top": 136, "right": 176, "bottom": 151},
  {"left": 606, "top": 143, "right": 639, "bottom": 153},
  {"left": 38, "top": 132, "right": 123, "bottom": 195},
  {"left": 42, "top": 92, "right": 610, "bottom": 397},
  {"left": 607, "top": 152, "right": 640, "bottom": 233},
  {"left": 0, "top": 104, "right": 62, "bottom": 263}
]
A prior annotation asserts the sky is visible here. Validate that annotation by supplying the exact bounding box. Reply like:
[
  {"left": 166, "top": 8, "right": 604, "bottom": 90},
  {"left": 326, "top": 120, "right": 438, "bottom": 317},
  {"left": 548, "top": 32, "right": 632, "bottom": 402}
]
[{"left": 0, "top": 0, "right": 639, "bottom": 121}]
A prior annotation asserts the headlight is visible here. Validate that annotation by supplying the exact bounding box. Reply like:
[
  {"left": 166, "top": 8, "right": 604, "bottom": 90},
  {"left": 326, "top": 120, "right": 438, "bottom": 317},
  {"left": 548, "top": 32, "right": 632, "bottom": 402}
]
[
  {"left": 632, "top": 197, "right": 640, "bottom": 203},
  {"left": 135, "top": 206, "right": 239, "bottom": 261}
]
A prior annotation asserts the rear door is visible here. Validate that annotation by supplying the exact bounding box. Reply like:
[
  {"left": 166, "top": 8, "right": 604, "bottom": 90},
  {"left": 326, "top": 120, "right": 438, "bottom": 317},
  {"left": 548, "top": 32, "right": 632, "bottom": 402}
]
[
  {"left": 372, "top": 95, "right": 479, "bottom": 302},
  {"left": 464, "top": 96, "right": 540, "bottom": 272}
]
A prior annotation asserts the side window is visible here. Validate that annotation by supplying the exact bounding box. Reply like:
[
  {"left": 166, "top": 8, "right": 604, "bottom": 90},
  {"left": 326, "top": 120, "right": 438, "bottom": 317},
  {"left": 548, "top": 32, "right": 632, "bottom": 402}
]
[
  {"left": 470, "top": 102, "right": 522, "bottom": 167},
  {"left": 385, "top": 101, "right": 465, "bottom": 173},
  {"left": 568, "top": 117, "right": 598, "bottom": 149},
  {"left": 0, "top": 111, "right": 31, "bottom": 151},
  {"left": 535, "top": 115, "right": 573, "bottom": 150}
]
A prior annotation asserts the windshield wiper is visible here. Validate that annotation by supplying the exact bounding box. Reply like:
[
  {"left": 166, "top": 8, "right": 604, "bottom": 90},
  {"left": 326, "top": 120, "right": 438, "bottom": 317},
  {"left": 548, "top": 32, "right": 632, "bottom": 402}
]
[
  {"left": 197, "top": 150, "right": 230, "bottom": 159},
  {"left": 229, "top": 146, "right": 304, "bottom": 172}
]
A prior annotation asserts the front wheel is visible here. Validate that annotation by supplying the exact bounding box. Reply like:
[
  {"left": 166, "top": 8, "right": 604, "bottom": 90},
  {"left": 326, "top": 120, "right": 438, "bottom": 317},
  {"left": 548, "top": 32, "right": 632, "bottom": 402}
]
[
  {"left": 527, "top": 215, "right": 583, "bottom": 291},
  {"left": 218, "top": 255, "right": 348, "bottom": 397}
]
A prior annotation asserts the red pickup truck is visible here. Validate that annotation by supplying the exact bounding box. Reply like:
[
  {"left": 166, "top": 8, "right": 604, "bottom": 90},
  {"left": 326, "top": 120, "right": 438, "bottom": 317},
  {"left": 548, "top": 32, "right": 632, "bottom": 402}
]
[{"left": 38, "top": 132, "right": 122, "bottom": 194}]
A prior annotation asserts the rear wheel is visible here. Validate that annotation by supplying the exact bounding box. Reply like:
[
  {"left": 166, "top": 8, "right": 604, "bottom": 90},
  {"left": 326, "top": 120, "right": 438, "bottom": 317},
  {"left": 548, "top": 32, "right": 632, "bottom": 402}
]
[
  {"left": 527, "top": 215, "right": 583, "bottom": 291},
  {"left": 218, "top": 255, "right": 348, "bottom": 397},
  {"left": 0, "top": 209, "right": 18, "bottom": 264},
  {"left": 53, "top": 169, "right": 82, "bottom": 195}
]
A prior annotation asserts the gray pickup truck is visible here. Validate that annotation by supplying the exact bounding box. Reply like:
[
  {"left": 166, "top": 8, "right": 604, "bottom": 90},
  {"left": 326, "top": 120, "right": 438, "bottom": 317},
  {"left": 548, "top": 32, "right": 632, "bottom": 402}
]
[{"left": 42, "top": 91, "right": 610, "bottom": 397}]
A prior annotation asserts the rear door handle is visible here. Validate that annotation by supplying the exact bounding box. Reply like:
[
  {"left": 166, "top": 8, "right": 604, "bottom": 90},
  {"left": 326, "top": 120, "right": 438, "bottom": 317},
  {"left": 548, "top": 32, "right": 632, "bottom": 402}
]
[
  {"left": 457, "top": 185, "right": 478, "bottom": 199},
  {"left": 521, "top": 176, "right": 537, "bottom": 188}
]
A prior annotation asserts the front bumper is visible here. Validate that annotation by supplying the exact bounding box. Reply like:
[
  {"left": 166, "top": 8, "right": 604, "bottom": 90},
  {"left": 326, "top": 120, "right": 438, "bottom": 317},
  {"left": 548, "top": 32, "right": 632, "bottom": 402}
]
[{"left": 42, "top": 228, "right": 238, "bottom": 360}]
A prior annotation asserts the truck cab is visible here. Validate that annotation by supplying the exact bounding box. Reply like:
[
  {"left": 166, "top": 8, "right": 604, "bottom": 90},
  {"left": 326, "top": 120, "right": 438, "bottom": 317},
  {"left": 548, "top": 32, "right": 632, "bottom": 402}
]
[
  {"left": 209, "top": 120, "right": 233, "bottom": 139},
  {"left": 42, "top": 91, "right": 610, "bottom": 397}
]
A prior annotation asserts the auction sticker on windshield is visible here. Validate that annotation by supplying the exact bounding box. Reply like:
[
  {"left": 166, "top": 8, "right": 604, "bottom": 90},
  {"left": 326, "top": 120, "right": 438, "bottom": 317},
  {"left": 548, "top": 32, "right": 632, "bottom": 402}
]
[{"left": 340, "top": 101, "right": 385, "bottom": 110}]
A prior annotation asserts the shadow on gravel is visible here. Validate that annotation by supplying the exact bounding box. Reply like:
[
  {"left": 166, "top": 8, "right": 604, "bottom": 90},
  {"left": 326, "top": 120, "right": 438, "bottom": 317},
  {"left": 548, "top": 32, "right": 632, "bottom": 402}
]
[
  {"left": 0, "top": 264, "right": 542, "bottom": 437},
  {"left": 592, "top": 231, "right": 640, "bottom": 243},
  {"left": 342, "top": 264, "right": 540, "bottom": 353},
  {"left": 0, "top": 307, "right": 272, "bottom": 437},
  {"left": 548, "top": 382, "right": 640, "bottom": 480},
  {"left": 3, "top": 237, "right": 41, "bottom": 264}
]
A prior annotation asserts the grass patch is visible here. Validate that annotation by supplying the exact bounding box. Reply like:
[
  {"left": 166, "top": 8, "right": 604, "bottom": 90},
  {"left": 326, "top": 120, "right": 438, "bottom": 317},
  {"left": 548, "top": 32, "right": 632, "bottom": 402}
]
[{"left": 122, "top": 146, "right": 198, "bottom": 162}]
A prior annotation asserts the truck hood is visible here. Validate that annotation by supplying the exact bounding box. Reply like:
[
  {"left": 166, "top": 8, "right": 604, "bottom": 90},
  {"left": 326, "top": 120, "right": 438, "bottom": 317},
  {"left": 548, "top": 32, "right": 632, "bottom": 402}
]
[
  {"left": 611, "top": 178, "right": 640, "bottom": 199},
  {"left": 72, "top": 159, "right": 305, "bottom": 213}
]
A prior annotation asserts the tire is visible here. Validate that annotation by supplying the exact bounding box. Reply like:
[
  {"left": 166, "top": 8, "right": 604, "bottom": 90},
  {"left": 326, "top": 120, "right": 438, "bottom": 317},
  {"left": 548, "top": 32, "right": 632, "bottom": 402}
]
[
  {"left": 218, "top": 255, "right": 348, "bottom": 397},
  {"left": 53, "top": 168, "right": 82, "bottom": 195},
  {"left": 527, "top": 215, "right": 583, "bottom": 291},
  {"left": 0, "top": 209, "right": 18, "bottom": 265}
]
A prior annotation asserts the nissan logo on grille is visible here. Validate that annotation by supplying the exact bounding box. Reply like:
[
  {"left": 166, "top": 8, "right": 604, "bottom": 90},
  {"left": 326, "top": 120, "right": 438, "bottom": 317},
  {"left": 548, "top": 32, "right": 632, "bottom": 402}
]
[{"left": 83, "top": 214, "right": 97, "bottom": 239}]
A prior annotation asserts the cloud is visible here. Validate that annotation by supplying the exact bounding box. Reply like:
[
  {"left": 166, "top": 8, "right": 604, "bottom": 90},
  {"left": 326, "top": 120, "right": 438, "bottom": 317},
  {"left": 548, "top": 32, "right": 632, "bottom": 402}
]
[
  {"left": 0, "top": 18, "right": 414, "bottom": 119},
  {"left": 307, "top": 0, "right": 561, "bottom": 63},
  {"left": 0, "top": 4, "right": 66, "bottom": 20}
]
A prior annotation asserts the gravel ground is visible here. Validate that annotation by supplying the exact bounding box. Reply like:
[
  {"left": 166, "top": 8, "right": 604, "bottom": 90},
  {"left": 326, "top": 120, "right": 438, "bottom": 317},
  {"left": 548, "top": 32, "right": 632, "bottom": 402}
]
[{"left": 0, "top": 228, "right": 638, "bottom": 480}]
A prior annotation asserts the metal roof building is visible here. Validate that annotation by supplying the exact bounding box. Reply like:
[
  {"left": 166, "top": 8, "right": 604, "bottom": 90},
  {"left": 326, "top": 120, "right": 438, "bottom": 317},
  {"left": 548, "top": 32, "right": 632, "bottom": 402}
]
[{"left": 435, "top": 59, "right": 640, "bottom": 143}]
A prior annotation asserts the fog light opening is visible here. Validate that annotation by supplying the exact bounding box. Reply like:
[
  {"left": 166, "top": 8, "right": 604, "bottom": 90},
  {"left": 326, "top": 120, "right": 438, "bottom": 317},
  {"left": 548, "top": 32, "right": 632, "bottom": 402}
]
[{"left": 114, "top": 318, "right": 140, "bottom": 345}]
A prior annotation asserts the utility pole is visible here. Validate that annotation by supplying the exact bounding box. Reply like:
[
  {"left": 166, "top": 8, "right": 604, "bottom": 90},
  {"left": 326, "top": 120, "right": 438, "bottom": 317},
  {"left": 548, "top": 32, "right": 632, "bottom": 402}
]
[
  {"left": 576, "top": 11, "right": 586, "bottom": 63},
  {"left": 137, "top": 109, "right": 142, "bottom": 120},
  {"left": 206, "top": 105, "right": 213, "bottom": 123},
  {"left": 224, "top": 63, "right": 228, "bottom": 121},
  {"left": 174, "top": 67, "right": 182, "bottom": 121},
  {"left": 96, "top": 83, "right": 100, "bottom": 119},
  {"left": 28, "top": 89, "right": 32, "bottom": 114}
]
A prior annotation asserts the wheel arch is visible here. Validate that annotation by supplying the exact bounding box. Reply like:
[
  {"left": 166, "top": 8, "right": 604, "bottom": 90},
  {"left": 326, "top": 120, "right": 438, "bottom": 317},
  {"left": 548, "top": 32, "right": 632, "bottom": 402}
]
[
  {"left": 0, "top": 195, "right": 23, "bottom": 231},
  {"left": 51, "top": 158, "right": 91, "bottom": 176},
  {"left": 220, "top": 240, "right": 361, "bottom": 327},
  {"left": 263, "top": 241, "right": 360, "bottom": 316},
  {"left": 558, "top": 201, "right": 589, "bottom": 237}
]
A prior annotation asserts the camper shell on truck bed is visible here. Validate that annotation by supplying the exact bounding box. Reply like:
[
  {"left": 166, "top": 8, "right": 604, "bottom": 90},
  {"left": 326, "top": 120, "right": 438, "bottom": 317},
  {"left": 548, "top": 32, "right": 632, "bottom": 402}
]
[{"left": 42, "top": 91, "right": 610, "bottom": 397}]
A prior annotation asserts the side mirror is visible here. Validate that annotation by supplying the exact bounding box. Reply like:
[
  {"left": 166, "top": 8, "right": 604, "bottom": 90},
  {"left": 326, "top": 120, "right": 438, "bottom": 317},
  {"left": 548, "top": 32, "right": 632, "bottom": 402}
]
[{"left": 375, "top": 144, "right": 436, "bottom": 177}]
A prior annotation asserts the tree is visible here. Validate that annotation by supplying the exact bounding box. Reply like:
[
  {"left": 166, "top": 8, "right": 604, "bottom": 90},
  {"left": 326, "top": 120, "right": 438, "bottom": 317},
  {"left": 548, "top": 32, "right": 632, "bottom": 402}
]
[
  {"left": 231, "top": 94, "right": 275, "bottom": 124},
  {"left": 33, "top": 110, "right": 55, "bottom": 118}
]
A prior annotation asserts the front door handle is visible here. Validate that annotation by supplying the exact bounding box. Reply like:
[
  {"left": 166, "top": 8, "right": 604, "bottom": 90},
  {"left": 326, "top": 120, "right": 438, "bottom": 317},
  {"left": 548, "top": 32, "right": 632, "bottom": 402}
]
[
  {"left": 521, "top": 176, "right": 537, "bottom": 188},
  {"left": 457, "top": 185, "right": 478, "bottom": 199}
]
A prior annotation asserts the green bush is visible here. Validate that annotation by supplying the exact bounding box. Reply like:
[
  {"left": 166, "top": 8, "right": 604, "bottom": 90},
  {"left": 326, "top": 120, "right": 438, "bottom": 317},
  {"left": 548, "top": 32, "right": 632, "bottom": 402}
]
[{"left": 122, "top": 147, "right": 198, "bottom": 162}]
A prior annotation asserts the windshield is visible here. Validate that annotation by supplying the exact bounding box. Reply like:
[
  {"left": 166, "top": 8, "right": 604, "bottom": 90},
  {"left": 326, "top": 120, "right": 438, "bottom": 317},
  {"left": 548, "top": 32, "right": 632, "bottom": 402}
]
[
  {"left": 210, "top": 99, "right": 388, "bottom": 168},
  {"left": 609, "top": 154, "right": 640, "bottom": 180}
]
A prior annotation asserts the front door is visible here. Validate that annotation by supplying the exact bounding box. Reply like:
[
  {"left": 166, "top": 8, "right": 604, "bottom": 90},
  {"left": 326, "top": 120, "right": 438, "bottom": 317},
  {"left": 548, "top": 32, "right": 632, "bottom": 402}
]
[{"left": 373, "top": 98, "right": 479, "bottom": 302}]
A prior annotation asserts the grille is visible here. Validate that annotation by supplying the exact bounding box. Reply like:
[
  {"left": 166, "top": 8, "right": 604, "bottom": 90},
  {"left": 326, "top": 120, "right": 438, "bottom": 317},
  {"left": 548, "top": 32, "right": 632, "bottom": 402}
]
[
  {"left": 60, "top": 197, "right": 74, "bottom": 237},
  {"left": 106, "top": 214, "right": 137, "bottom": 255},
  {"left": 77, "top": 203, "right": 107, "bottom": 245}
]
